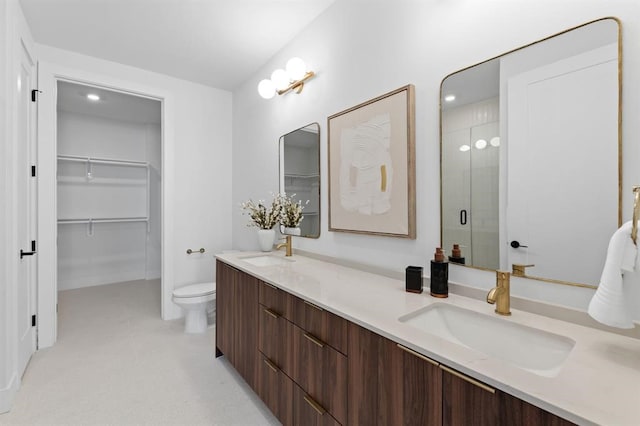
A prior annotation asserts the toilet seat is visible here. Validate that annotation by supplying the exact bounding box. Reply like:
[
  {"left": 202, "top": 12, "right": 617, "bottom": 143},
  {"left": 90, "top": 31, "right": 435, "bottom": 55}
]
[{"left": 173, "top": 282, "right": 216, "bottom": 298}]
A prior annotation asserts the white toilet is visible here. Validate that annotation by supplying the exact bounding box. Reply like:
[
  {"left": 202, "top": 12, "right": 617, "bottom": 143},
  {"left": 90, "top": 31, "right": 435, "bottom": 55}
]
[{"left": 172, "top": 282, "right": 216, "bottom": 334}]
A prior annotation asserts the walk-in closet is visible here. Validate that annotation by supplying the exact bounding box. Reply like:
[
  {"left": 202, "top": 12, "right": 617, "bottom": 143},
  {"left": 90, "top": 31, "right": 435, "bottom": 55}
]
[{"left": 56, "top": 81, "right": 162, "bottom": 295}]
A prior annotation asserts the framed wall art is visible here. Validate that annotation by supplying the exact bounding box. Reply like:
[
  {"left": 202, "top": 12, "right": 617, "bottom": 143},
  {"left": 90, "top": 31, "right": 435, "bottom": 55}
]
[{"left": 328, "top": 84, "right": 416, "bottom": 238}]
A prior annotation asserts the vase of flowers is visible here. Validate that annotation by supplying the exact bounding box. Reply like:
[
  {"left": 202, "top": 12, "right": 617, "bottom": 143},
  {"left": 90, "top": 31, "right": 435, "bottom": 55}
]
[
  {"left": 241, "top": 195, "right": 283, "bottom": 252},
  {"left": 280, "top": 193, "right": 305, "bottom": 236}
]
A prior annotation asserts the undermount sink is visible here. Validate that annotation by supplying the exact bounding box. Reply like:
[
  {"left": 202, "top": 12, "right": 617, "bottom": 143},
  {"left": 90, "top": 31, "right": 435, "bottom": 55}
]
[
  {"left": 398, "top": 303, "right": 575, "bottom": 377},
  {"left": 240, "top": 254, "right": 295, "bottom": 267}
]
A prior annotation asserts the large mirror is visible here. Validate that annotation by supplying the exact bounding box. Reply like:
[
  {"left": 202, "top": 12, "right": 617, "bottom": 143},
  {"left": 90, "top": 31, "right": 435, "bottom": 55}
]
[
  {"left": 279, "top": 123, "right": 321, "bottom": 238},
  {"left": 440, "top": 18, "right": 621, "bottom": 287}
]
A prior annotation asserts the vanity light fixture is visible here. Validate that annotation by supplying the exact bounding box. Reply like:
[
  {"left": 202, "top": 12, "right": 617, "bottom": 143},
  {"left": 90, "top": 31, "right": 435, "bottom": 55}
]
[
  {"left": 258, "top": 57, "right": 315, "bottom": 99},
  {"left": 87, "top": 93, "right": 100, "bottom": 101}
]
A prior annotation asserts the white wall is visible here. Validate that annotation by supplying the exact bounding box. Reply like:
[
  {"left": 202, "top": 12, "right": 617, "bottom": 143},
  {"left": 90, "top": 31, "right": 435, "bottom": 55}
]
[
  {"left": 56, "top": 111, "right": 160, "bottom": 290},
  {"left": 232, "top": 0, "right": 640, "bottom": 316},
  {"left": 0, "top": 0, "right": 34, "bottom": 413},
  {"left": 36, "top": 44, "right": 233, "bottom": 349}
]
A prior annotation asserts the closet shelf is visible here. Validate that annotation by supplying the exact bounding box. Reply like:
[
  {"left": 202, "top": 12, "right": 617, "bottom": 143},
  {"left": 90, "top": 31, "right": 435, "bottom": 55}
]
[{"left": 57, "top": 154, "right": 148, "bottom": 168}]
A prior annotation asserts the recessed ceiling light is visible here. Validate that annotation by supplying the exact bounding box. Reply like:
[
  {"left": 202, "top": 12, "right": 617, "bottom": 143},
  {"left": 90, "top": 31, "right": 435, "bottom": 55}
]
[
  {"left": 87, "top": 93, "right": 100, "bottom": 101},
  {"left": 444, "top": 94, "right": 456, "bottom": 102}
]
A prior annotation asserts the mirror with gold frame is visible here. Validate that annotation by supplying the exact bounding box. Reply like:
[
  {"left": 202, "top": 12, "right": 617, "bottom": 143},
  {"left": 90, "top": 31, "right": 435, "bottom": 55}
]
[
  {"left": 440, "top": 17, "right": 621, "bottom": 288},
  {"left": 279, "top": 122, "right": 321, "bottom": 238}
]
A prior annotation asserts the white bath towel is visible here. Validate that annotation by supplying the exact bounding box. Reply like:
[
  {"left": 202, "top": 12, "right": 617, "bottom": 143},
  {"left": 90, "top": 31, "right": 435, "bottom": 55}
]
[{"left": 588, "top": 221, "right": 638, "bottom": 329}]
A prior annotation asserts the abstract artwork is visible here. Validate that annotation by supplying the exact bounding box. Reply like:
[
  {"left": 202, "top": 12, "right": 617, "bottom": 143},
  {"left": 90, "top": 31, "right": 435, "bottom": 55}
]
[{"left": 328, "top": 85, "right": 416, "bottom": 238}]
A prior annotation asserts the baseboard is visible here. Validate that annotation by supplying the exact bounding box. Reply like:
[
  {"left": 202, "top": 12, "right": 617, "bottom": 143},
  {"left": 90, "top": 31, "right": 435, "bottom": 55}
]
[{"left": 0, "top": 372, "right": 18, "bottom": 414}]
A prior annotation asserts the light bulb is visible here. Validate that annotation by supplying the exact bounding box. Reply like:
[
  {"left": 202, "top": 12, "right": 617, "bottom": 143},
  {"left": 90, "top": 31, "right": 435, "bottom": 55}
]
[
  {"left": 475, "top": 139, "right": 487, "bottom": 149},
  {"left": 258, "top": 79, "right": 276, "bottom": 99},
  {"left": 444, "top": 94, "right": 456, "bottom": 102},
  {"left": 459, "top": 145, "right": 471, "bottom": 152},
  {"left": 286, "top": 57, "right": 307, "bottom": 81},
  {"left": 490, "top": 136, "right": 500, "bottom": 147},
  {"left": 87, "top": 93, "right": 100, "bottom": 101},
  {"left": 270, "top": 69, "right": 290, "bottom": 91}
]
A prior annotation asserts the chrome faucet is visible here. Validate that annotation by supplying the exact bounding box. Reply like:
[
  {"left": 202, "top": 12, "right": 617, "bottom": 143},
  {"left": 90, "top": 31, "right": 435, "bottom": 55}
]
[
  {"left": 276, "top": 235, "right": 293, "bottom": 257},
  {"left": 487, "top": 271, "right": 511, "bottom": 316}
]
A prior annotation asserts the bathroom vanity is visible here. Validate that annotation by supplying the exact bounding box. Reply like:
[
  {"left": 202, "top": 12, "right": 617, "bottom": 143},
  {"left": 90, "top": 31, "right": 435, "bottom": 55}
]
[{"left": 215, "top": 251, "right": 640, "bottom": 425}]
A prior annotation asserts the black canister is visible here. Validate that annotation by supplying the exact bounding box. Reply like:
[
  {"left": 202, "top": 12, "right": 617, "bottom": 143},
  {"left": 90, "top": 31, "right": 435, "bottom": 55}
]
[{"left": 405, "top": 266, "right": 423, "bottom": 294}]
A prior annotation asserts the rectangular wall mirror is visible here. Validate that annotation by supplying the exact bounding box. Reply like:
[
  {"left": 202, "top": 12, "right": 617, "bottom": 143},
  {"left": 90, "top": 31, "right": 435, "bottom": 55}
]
[
  {"left": 279, "top": 122, "right": 321, "bottom": 238},
  {"left": 440, "top": 17, "right": 621, "bottom": 287}
]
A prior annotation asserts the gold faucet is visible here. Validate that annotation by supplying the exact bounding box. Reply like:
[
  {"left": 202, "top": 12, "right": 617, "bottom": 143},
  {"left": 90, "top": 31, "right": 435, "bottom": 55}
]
[
  {"left": 276, "top": 235, "right": 293, "bottom": 257},
  {"left": 487, "top": 271, "right": 511, "bottom": 316}
]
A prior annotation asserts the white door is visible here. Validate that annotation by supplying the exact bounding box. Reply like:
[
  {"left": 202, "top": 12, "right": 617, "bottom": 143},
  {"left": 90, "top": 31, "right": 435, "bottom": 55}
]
[
  {"left": 17, "top": 42, "right": 37, "bottom": 377},
  {"left": 506, "top": 44, "right": 618, "bottom": 285}
]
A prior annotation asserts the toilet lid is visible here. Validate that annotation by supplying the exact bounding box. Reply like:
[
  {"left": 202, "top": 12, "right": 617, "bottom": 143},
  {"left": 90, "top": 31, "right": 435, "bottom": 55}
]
[{"left": 173, "top": 282, "right": 216, "bottom": 298}]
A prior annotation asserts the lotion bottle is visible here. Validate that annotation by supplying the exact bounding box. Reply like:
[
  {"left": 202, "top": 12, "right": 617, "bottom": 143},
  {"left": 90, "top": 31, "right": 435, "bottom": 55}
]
[
  {"left": 430, "top": 247, "right": 449, "bottom": 298},
  {"left": 448, "top": 244, "right": 465, "bottom": 265}
]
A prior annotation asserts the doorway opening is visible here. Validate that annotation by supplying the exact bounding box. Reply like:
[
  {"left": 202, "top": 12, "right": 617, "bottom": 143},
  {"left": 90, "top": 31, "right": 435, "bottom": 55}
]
[{"left": 55, "top": 80, "right": 163, "bottom": 326}]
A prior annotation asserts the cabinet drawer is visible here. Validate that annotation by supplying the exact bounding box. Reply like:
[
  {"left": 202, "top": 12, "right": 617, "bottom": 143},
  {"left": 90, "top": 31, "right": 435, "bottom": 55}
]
[
  {"left": 293, "top": 382, "right": 341, "bottom": 426},
  {"left": 288, "top": 294, "right": 348, "bottom": 355},
  {"left": 290, "top": 323, "right": 347, "bottom": 425},
  {"left": 258, "top": 303, "right": 291, "bottom": 372},
  {"left": 259, "top": 281, "right": 287, "bottom": 316},
  {"left": 257, "top": 353, "right": 294, "bottom": 426}
]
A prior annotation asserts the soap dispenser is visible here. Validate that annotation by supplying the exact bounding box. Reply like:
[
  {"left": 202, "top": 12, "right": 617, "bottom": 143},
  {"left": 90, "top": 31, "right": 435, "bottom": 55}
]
[
  {"left": 448, "top": 244, "right": 465, "bottom": 265},
  {"left": 430, "top": 247, "right": 449, "bottom": 298}
]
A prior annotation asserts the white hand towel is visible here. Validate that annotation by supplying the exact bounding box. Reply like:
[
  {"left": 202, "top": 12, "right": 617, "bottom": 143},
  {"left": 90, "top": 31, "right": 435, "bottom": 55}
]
[{"left": 588, "top": 221, "right": 637, "bottom": 329}]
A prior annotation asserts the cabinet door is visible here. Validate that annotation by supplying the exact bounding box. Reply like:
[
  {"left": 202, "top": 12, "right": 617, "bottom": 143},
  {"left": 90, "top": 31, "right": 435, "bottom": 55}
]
[
  {"left": 234, "top": 270, "right": 259, "bottom": 389},
  {"left": 289, "top": 295, "right": 348, "bottom": 355},
  {"left": 257, "top": 352, "right": 294, "bottom": 426},
  {"left": 498, "top": 391, "right": 576, "bottom": 426},
  {"left": 348, "top": 323, "right": 442, "bottom": 426},
  {"left": 258, "top": 303, "right": 291, "bottom": 372},
  {"left": 215, "top": 260, "right": 236, "bottom": 363},
  {"left": 293, "top": 383, "right": 341, "bottom": 426},
  {"left": 291, "top": 322, "right": 347, "bottom": 425},
  {"left": 442, "top": 366, "right": 497, "bottom": 426}
]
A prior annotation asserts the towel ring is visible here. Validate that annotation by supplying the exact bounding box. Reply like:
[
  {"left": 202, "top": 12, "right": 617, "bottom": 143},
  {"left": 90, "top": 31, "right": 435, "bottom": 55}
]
[{"left": 632, "top": 186, "right": 640, "bottom": 246}]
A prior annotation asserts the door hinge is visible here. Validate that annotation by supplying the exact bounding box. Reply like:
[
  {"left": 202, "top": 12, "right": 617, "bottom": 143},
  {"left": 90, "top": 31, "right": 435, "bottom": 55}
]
[
  {"left": 31, "top": 89, "right": 42, "bottom": 102},
  {"left": 31, "top": 315, "right": 36, "bottom": 327},
  {"left": 31, "top": 165, "right": 36, "bottom": 177}
]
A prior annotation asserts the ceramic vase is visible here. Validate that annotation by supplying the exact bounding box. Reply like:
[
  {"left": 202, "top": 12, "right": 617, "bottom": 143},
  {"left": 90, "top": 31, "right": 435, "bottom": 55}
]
[
  {"left": 257, "top": 229, "right": 276, "bottom": 252},
  {"left": 284, "top": 227, "right": 301, "bottom": 236}
]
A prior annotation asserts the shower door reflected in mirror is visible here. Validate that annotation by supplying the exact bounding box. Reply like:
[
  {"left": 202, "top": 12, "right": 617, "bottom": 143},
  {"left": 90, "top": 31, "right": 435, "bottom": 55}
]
[
  {"left": 440, "top": 17, "right": 621, "bottom": 287},
  {"left": 279, "top": 123, "right": 320, "bottom": 238}
]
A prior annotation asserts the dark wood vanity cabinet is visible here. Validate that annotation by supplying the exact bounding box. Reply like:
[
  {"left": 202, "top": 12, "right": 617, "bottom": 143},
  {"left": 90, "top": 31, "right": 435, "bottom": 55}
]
[
  {"left": 217, "top": 260, "right": 577, "bottom": 426},
  {"left": 215, "top": 260, "right": 259, "bottom": 389},
  {"left": 348, "top": 322, "right": 442, "bottom": 425}
]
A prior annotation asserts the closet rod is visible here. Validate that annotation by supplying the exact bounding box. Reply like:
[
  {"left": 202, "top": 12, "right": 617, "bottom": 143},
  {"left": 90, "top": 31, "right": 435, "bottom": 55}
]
[
  {"left": 58, "top": 217, "right": 148, "bottom": 225},
  {"left": 57, "top": 154, "right": 148, "bottom": 167}
]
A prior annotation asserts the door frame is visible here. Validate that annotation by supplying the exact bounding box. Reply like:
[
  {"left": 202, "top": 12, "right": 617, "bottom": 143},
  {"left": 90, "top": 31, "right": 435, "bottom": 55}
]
[{"left": 36, "top": 63, "right": 176, "bottom": 348}]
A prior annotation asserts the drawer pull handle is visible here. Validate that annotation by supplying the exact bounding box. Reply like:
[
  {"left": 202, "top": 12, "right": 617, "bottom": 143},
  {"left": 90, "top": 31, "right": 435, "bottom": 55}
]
[
  {"left": 303, "top": 394, "right": 326, "bottom": 415},
  {"left": 263, "top": 358, "right": 279, "bottom": 373},
  {"left": 303, "top": 332, "right": 325, "bottom": 348},
  {"left": 264, "top": 282, "right": 279, "bottom": 291},
  {"left": 304, "top": 300, "right": 324, "bottom": 312},
  {"left": 397, "top": 344, "right": 439, "bottom": 366},
  {"left": 440, "top": 365, "right": 495, "bottom": 394},
  {"left": 263, "top": 308, "right": 280, "bottom": 319}
]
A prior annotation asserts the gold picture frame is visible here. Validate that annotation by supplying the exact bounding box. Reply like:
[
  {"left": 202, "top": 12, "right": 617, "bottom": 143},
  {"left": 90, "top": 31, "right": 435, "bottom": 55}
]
[{"left": 328, "top": 84, "right": 416, "bottom": 238}]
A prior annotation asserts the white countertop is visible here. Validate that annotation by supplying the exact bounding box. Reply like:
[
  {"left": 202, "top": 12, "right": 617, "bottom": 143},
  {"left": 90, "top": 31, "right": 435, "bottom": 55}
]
[{"left": 216, "top": 251, "right": 640, "bottom": 426}]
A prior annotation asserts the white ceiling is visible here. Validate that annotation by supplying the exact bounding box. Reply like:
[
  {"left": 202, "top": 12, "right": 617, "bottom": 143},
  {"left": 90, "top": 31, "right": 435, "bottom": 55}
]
[
  {"left": 19, "top": 0, "right": 337, "bottom": 90},
  {"left": 57, "top": 80, "right": 161, "bottom": 124}
]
